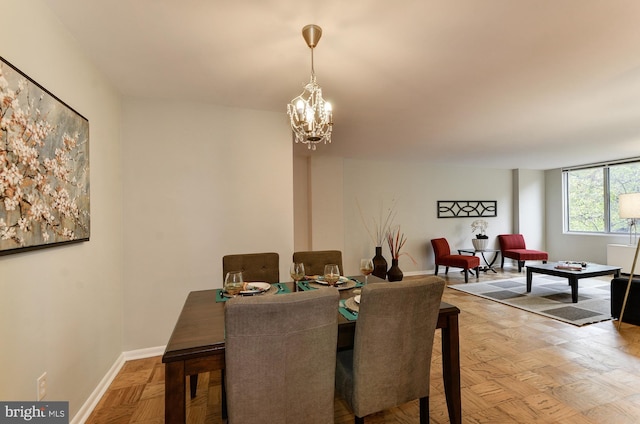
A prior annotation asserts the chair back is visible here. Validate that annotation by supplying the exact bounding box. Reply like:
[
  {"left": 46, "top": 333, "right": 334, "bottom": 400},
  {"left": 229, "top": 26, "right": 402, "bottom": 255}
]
[
  {"left": 431, "top": 238, "right": 451, "bottom": 260},
  {"left": 293, "top": 250, "right": 343, "bottom": 276},
  {"left": 498, "top": 234, "right": 526, "bottom": 251},
  {"left": 348, "top": 277, "right": 445, "bottom": 417},
  {"left": 222, "top": 252, "right": 279, "bottom": 283},
  {"left": 225, "top": 288, "right": 339, "bottom": 424}
]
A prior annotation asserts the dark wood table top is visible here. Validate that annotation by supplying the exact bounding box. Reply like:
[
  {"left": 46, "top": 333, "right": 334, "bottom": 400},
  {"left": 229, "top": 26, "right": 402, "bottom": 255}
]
[
  {"left": 527, "top": 262, "right": 621, "bottom": 276},
  {"left": 163, "top": 278, "right": 460, "bottom": 364},
  {"left": 162, "top": 276, "right": 462, "bottom": 424}
]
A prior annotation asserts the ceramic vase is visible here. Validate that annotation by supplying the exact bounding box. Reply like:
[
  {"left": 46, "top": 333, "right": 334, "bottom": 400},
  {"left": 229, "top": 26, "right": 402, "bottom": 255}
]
[
  {"left": 372, "top": 246, "right": 388, "bottom": 279},
  {"left": 472, "top": 238, "right": 488, "bottom": 251},
  {"left": 387, "top": 259, "right": 403, "bottom": 282}
]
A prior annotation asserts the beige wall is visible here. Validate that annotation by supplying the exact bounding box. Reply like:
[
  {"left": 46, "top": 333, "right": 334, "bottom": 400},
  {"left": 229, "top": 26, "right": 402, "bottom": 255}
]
[
  {"left": 121, "top": 99, "right": 293, "bottom": 351},
  {"left": 1, "top": 1, "right": 293, "bottom": 413},
  {"left": 309, "top": 156, "right": 345, "bottom": 252},
  {"left": 0, "top": 0, "right": 123, "bottom": 416},
  {"left": 513, "top": 169, "right": 546, "bottom": 250},
  {"left": 293, "top": 155, "right": 310, "bottom": 251},
  {"left": 342, "top": 160, "right": 515, "bottom": 274},
  {"left": 296, "top": 157, "right": 516, "bottom": 276},
  {"left": 0, "top": 1, "right": 574, "bottom": 419}
]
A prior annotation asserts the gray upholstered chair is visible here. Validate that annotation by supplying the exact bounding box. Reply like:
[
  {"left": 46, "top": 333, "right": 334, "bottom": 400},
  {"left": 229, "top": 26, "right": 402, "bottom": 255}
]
[
  {"left": 189, "top": 252, "right": 281, "bottom": 400},
  {"left": 225, "top": 288, "right": 339, "bottom": 424},
  {"left": 222, "top": 252, "right": 280, "bottom": 283},
  {"left": 335, "top": 276, "right": 445, "bottom": 424},
  {"left": 293, "top": 250, "right": 343, "bottom": 276}
]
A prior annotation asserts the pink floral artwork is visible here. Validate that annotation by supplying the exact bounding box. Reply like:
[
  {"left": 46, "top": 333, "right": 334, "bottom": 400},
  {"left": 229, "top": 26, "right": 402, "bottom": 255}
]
[{"left": 1, "top": 57, "right": 89, "bottom": 255}]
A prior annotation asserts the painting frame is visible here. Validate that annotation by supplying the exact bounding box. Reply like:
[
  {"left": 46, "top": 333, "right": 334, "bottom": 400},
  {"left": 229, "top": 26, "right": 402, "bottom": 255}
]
[{"left": 1, "top": 57, "right": 90, "bottom": 256}]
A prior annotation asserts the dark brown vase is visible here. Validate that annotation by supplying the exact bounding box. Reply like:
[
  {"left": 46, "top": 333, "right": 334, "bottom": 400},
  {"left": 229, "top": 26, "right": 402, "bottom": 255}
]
[
  {"left": 372, "top": 246, "right": 387, "bottom": 279},
  {"left": 387, "top": 259, "right": 403, "bottom": 282}
]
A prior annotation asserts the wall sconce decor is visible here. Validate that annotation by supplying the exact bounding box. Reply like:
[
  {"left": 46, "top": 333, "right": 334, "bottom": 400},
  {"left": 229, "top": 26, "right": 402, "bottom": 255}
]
[{"left": 437, "top": 201, "right": 497, "bottom": 218}]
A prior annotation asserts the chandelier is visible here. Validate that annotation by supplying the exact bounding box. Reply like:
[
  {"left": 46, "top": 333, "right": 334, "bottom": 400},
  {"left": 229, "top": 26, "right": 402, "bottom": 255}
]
[{"left": 287, "top": 24, "right": 333, "bottom": 150}]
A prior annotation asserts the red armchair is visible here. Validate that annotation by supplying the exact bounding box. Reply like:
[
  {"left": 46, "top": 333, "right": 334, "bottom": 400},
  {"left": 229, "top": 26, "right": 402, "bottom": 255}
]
[
  {"left": 431, "top": 238, "right": 480, "bottom": 283},
  {"left": 498, "top": 234, "right": 548, "bottom": 272}
]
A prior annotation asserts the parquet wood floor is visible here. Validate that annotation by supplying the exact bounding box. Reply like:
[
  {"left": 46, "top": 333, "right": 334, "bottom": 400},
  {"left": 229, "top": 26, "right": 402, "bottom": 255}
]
[{"left": 86, "top": 268, "right": 640, "bottom": 423}]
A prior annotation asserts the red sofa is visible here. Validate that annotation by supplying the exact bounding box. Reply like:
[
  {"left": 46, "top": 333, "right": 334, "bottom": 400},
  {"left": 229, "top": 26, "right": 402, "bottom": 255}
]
[{"left": 498, "top": 234, "right": 548, "bottom": 272}]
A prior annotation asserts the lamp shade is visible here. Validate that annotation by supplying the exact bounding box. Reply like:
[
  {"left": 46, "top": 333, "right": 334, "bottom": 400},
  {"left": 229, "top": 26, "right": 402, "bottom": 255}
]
[{"left": 619, "top": 193, "right": 640, "bottom": 219}]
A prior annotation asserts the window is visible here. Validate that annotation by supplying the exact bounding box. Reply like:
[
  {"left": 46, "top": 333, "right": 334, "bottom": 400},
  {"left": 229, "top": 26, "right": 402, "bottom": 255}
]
[{"left": 564, "top": 160, "right": 640, "bottom": 234}]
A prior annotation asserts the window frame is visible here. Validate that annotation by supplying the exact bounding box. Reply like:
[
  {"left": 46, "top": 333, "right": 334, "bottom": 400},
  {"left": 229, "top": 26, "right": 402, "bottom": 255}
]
[{"left": 563, "top": 158, "right": 640, "bottom": 235}]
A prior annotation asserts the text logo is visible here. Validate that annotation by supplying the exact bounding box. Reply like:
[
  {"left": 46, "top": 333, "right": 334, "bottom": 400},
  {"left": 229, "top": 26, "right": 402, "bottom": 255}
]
[{"left": 0, "top": 402, "right": 68, "bottom": 424}]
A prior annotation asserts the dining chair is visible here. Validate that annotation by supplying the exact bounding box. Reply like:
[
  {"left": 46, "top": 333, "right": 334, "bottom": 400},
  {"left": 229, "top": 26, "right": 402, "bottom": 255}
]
[
  {"left": 498, "top": 234, "right": 548, "bottom": 272},
  {"left": 431, "top": 237, "right": 480, "bottom": 283},
  {"left": 293, "top": 249, "right": 343, "bottom": 276},
  {"left": 184, "top": 252, "right": 281, "bottom": 400},
  {"left": 225, "top": 288, "right": 339, "bottom": 424},
  {"left": 188, "top": 252, "right": 281, "bottom": 400},
  {"left": 335, "top": 276, "right": 445, "bottom": 424},
  {"left": 222, "top": 252, "right": 280, "bottom": 283}
]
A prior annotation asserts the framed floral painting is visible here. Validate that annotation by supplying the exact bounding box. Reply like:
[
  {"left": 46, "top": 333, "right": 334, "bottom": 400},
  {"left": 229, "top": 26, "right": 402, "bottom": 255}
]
[{"left": 0, "top": 57, "right": 89, "bottom": 255}]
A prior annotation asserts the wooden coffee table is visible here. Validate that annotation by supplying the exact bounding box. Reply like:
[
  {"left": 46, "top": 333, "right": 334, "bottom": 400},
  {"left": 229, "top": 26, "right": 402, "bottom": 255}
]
[{"left": 526, "top": 262, "right": 621, "bottom": 303}]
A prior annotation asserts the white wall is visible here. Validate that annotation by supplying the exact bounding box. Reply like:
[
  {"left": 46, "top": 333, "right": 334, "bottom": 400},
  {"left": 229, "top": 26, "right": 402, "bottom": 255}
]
[
  {"left": 0, "top": 0, "right": 123, "bottom": 417},
  {"left": 121, "top": 99, "right": 293, "bottom": 350}
]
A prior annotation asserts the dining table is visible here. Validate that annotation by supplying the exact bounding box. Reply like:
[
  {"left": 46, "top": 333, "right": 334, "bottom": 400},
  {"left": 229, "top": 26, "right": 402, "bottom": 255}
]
[{"left": 162, "top": 276, "right": 462, "bottom": 424}]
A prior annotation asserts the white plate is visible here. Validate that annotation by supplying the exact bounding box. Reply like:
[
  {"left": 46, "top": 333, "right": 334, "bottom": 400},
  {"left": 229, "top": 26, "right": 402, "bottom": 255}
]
[
  {"left": 315, "top": 276, "right": 349, "bottom": 286},
  {"left": 240, "top": 282, "right": 271, "bottom": 294},
  {"left": 354, "top": 295, "right": 361, "bottom": 304}
]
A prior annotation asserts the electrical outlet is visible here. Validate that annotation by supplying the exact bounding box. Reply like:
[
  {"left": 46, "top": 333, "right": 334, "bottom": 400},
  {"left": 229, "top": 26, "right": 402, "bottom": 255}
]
[{"left": 37, "top": 372, "right": 47, "bottom": 401}]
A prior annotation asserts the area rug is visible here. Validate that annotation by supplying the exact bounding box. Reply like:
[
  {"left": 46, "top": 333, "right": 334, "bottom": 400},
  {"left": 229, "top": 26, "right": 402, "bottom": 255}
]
[{"left": 449, "top": 275, "right": 612, "bottom": 326}]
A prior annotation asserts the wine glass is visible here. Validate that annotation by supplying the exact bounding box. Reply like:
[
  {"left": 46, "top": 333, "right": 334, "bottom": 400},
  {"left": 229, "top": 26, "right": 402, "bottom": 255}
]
[
  {"left": 360, "top": 258, "right": 374, "bottom": 284},
  {"left": 290, "top": 262, "right": 305, "bottom": 288},
  {"left": 324, "top": 264, "right": 340, "bottom": 287},
  {"left": 224, "top": 271, "right": 244, "bottom": 297}
]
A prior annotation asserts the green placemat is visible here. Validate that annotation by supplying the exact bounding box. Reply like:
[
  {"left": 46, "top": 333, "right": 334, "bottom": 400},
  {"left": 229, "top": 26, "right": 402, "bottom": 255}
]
[
  {"left": 297, "top": 280, "right": 317, "bottom": 291},
  {"left": 339, "top": 299, "right": 358, "bottom": 321},
  {"left": 275, "top": 282, "right": 292, "bottom": 293},
  {"left": 350, "top": 278, "right": 365, "bottom": 288}
]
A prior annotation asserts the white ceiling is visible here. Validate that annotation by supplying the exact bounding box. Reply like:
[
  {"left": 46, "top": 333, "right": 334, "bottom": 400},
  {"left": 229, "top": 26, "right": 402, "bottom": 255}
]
[{"left": 43, "top": 0, "right": 640, "bottom": 169}]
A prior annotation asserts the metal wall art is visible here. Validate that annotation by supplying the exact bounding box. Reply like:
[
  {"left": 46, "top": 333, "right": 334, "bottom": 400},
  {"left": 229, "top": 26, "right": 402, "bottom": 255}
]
[
  {"left": 437, "top": 201, "right": 497, "bottom": 218},
  {"left": 1, "top": 57, "right": 90, "bottom": 255}
]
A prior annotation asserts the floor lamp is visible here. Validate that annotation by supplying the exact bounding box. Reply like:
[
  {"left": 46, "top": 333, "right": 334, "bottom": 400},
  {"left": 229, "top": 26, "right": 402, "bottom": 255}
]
[{"left": 617, "top": 193, "right": 640, "bottom": 329}]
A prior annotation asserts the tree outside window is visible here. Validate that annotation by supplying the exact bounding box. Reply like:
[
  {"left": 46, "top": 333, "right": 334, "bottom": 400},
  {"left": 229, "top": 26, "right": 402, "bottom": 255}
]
[{"left": 565, "top": 161, "right": 640, "bottom": 234}]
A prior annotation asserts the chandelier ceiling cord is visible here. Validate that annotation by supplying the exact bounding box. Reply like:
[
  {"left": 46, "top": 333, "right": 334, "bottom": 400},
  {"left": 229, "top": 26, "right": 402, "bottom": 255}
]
[{"left": 287, "top": 24, "right": 333, "bottom": 150}]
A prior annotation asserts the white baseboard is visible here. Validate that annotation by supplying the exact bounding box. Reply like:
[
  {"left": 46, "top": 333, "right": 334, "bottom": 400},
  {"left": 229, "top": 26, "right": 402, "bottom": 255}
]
[
  {"left": 123, "top": 345, "right": 166, "bottom": 361},
  {"left": 70, "top": 353, "right": 125, "bottom": 424},
  {"left": 70, "top": 345, "right": 166, "bottom": 424},
  {"left": 403, "top": 270, "right": 434, "bottom": 276}
]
